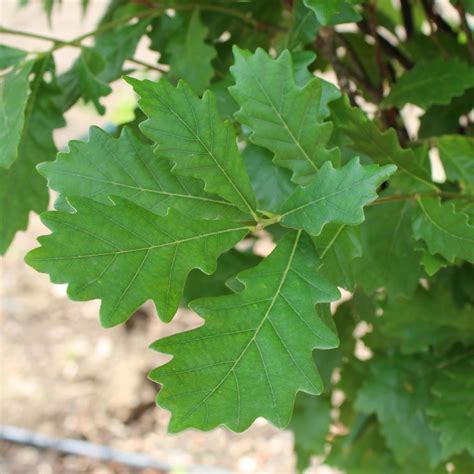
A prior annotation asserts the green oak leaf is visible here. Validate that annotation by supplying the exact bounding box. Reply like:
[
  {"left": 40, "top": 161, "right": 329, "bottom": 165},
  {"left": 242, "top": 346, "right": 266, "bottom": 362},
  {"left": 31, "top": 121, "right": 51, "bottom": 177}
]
[
  {"left": 167, "top": 9, "right": 216, "bottom": 94},
  {"left": 428, "top": 356, "right": 474, "bottom": 458},
  {"left": 0, "top": 62, "right": 32, "bottom": 168},
  {"left": 286, "top": 0, "right": 321, "bottom": 50},
  {"left": 413, "top": 197, "right": 474, "bottom": 263},
  {"left": 437, "top": 135, "right": 474, "bottom": 195},
  {"left": 230, "top": 47, "right": 341, "bottom": 185},
  {"left": 0, "top": 58, "right": 65, "bottom": 254},
  {"left": 127, "top": 77, "right": 257, "bottom": 218},
  {"left": 39, "top": 126, "right": 245, "bottom": 221},
  {"left": 312, "top": 223, "right": 362, "bottom": 291},
  {"left": 26, "top": 196, "right": 249, "bottom": 326},
  {"left": 279, "top": 158, "right": 396, "bottom": 235},
  {"left": 150, "top": 231, "right": 340, "bottom": 432},
  {"left": 355, "top": 355, "right": 443, "bottom": 469},
  {"left": 353, "top": 201, "right": 424, "bottom": 297},
  {"left": 382, "top": 58, "right": 474, "bottom": 110},
  {"left": 419, "top": 88, "right": 474, "bottom": 139},
  {"left": 330, "top": 96, "right": 435, "bottom": 191}
]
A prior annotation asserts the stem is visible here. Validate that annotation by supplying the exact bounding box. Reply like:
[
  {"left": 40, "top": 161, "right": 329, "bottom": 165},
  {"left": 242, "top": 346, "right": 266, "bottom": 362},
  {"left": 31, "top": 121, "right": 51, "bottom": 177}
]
[
  {"left": 127, "top": 57, "right": 168, "bottom": 73},
  {"left": 400, "top": 0, "right": 414, "bottom": 39}
]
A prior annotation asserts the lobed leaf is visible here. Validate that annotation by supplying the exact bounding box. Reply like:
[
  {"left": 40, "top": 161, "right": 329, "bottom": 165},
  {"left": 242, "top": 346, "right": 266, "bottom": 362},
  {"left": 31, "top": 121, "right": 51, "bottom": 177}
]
[
  {"left": 39, "top": 126, "right": 246, "bottom": 221},
  {"left": 150, "top": 231, "right": 340, "bottom": 432},
  {"left": 26, "top": 197, "right": 249, "bottom": 326},
  {"left": 413, "top": 197, "right": 474, "bottom": 264},
  {"left": 279, "top": 158, "right": 397, "bottom": 236},
  {"left": 230, "top": 47, "right": 340, "bottom": 185},
  {"left": 382, "top": 58, "right": 474, "bottom": 110},
  {"left": 127, "top": 77, "right": 257, "bottom": 218}
]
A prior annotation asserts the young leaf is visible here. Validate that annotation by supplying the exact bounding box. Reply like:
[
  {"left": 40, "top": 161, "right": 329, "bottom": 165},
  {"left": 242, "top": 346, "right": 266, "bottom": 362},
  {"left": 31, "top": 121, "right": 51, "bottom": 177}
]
[
  {"left": 437, "top": 135, "right": 474, "bottom": 194},
  {"left": 382, "top": 58, "right": 474, "bottom": 109},
  {"left": 230, "top": 47, "right": 341, "bottom": 185},
  {"left": 26, "top": 197, "right": 249, "bottom": 326},
  {"left": 150, "top": 231, "right": 340, "bottom": 432},
  {"left": 428, "top": 357, "right": 474, "bottom": 458},
  {"left": 279, "top": 158, "right": 397, "bottom": 236},
  {"left": 413, "top": 197, "right": 474, "bottom": 263},
  {"left": 0, "top": 62, "right": 32, "bottom": 168},
  {"left": 330, "top": 97, "right": 435, "bottom": 191},
  {"left": 167, "top": 9, "right": 216, "bottom": 94},
  {"left": 127, "top": 77, "right": 257, "bottom": 218},
  {"left": 39, "top": 126, "right": 246, "bottom": 221}
]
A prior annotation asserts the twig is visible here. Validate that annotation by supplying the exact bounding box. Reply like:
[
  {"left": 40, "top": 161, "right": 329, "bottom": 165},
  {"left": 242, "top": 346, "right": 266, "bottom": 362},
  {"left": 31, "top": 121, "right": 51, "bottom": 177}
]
[{"left": 400, "top": 0, "right": 414, "bottom": 39}]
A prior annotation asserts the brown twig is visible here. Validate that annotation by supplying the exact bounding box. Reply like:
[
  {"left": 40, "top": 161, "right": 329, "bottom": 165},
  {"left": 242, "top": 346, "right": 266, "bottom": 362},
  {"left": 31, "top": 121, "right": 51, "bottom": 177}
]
[{"left": 400, "top": 0, "right": 414, "bottom": 39}]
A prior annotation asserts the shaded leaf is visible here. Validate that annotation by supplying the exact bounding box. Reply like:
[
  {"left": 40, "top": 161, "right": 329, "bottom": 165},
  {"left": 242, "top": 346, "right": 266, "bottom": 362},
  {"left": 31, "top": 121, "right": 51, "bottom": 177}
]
[
  {"left": 382, "top": 58, "right": 474, "bottom": 109},
  {"left": 167, "top": 9, "right": 216, "bottom": 94},
  {"left": 0, "top": 62, "right": 32, "bottom": 168},
  {"left": 437, "top": 135, "right": 474, "bottom": 194}
]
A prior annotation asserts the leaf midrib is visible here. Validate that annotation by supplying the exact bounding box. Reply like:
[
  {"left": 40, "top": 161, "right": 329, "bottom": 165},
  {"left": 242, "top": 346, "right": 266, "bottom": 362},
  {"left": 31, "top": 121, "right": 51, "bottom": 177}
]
[
  {"left": 178, "top": 230, "right": 303, "bottom": 427},
  {"left": 31, "top": 224, "right": 249, "bottom": 262}
]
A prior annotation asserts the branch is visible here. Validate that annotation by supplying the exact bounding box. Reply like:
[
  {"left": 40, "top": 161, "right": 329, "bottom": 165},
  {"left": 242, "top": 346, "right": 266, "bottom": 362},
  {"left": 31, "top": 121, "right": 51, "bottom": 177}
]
[{"left": 400, "top": 0, "right": 414, "bottom": 40}]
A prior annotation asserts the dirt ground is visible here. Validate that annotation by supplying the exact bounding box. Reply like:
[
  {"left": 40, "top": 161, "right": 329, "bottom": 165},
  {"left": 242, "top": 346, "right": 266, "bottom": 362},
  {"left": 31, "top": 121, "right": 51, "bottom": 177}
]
[{"left": 0, "top": 2, "right": 338, "bottom": 473}]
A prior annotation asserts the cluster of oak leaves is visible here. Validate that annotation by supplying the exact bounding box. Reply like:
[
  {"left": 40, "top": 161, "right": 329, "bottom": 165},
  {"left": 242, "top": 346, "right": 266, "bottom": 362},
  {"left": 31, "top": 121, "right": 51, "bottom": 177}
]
[{"left": 1, "top": 2, "right": 474, "bottom": 472}]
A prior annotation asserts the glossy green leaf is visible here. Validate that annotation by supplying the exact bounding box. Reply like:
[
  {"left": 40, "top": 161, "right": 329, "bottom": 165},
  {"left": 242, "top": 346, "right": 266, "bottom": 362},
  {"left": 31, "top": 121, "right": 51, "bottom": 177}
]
[
  {"left": 26, "top": 197, "right": 249, "bottom": 326},
  {"left": 279, "top": 158, "right": 397, "bottom": 235},
  {"left": 39, "top": 126, "right": 245, "bottom": 221},
  {"left": 150, "top": 231, "right": 340, "bottom": 432},
  {"left": 437, "top": 135, "right": 474, "bottom": 194},
  {"left": 0, "top": 62, "right": 32, "bottom": 168},
  {"left": 413, "top": 197, "right": 474, "bottom": 263},
  {"left": 127, "top": 77, "right": 257, "bottom": 218},
  {"left": 230, "top": 47, "right": 340, "bottom": 185},
  {"left": 382, "top": 58, "right": 474, "bottom": 109}
]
